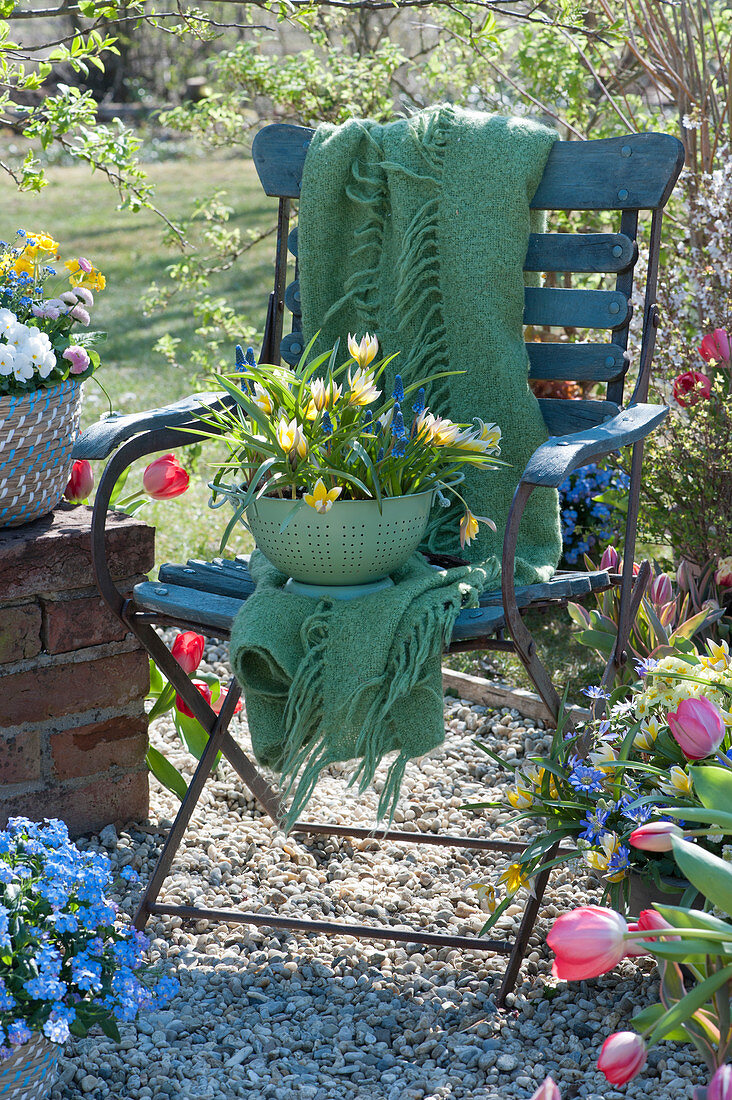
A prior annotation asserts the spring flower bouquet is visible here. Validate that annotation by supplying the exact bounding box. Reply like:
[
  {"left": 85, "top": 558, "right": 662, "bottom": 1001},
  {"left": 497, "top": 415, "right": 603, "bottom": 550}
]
[
  {"left": 200, "top": 336, "right": 503, "bottom": 553},
  {"left": 0, "top": 229, "right": 106, "bottom": 396},
  {"left": 473, "top": 639, "right": 732, "bottom": 922},
  {"left": 0, "top": 816, "right": 177, "bottom": 1060}
]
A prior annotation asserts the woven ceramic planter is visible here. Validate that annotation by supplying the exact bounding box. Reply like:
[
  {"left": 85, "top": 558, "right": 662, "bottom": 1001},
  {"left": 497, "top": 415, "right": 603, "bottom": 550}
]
[
  {"left": 0, "top": 379, "right": 82, "bottom": 528},
  {"left": 0, "top": 1033, "right": 61, "bottom": 1100},
  {"left": 246, "top": 490, "right": 434, "bottom": 585}
]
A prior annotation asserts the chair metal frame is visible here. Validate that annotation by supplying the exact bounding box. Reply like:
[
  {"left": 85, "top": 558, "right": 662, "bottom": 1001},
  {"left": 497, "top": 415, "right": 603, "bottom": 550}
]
[{"left": 76, "top": 123, "right": 684, "bottom": 1000}]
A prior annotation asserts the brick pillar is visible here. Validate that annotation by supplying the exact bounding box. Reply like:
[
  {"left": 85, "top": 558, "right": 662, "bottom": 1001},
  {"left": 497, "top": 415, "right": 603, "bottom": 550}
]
[{"left": 0, "top": 503, "right": 154, "bottom": 836}]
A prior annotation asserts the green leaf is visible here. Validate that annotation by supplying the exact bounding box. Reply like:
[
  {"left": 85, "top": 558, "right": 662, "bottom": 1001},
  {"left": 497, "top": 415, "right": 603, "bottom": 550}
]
[
  {"left": 148, "top": 658, "right": 164, "bottom": 697},
  {"left": 689, "top": 765, "right": 732, "bottom": 811},
  {"left": 671, "top": 836, "right": 732, "bottom": 914},
  {"left": 145, "top": 746, "right": 187, "bottom": 801},
  {"left": 632, "top": 1002, "right": 688, "bottom": 1042},
  {"left": 99, "top": 1015, "right": 121, "bottom": 1042},
  {"left": 648, "top": 962, "right": 732, "bottom": 1046}
]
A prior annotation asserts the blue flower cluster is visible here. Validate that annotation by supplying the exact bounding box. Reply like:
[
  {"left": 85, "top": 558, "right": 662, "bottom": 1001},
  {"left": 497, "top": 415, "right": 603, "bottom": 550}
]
[
  {"left": 0, "top": 817, "right": 178, "bottom": 1059},
  {"left": 558, "top": 462, "right": 629, "bottom": 566}
]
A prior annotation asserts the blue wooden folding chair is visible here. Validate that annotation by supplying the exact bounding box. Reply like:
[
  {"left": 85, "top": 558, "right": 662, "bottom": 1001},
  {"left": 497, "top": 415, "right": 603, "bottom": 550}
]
[{"left": 74, "top": 123, "right": 684, "bottom": 999}]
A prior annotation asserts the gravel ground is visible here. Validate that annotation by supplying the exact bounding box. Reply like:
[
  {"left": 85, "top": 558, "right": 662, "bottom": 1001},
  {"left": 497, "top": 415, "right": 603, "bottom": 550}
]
[{"left": 50, "top": 639, "right": 707, "bottom": 1100}]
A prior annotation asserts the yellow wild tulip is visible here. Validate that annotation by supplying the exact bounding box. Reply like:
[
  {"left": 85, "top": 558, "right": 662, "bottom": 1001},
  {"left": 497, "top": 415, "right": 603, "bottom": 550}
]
[
  {"left": 347, "top": 366, "right": 381, "bottom": 407},
  {"left": 499, "top": 862, "right": 529, "bottom": 894},
  {"left": 347, "top": 331, "right": 379, "bottom": 369},
  {"left": 252, "top": 383, "right": 274, "bottom": 416},
  {"left": 459, "top": 508, "right": 495, "bottom": 548},
  {"left": 658, "top": 765, "right": 693, "bottom": 798},
  {"left": 276, "top": 416, "right": 308, "bottom": 461},
  {"left": 469, "top": 882, "right": 497, "bottom": 914},
  {"left": 303, "top": 478, "right": 342, "bottom": 514}
]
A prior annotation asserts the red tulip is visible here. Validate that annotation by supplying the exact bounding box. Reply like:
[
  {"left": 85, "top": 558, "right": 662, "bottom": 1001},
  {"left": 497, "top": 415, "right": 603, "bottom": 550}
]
[
  {"left": 175, "top": 679, "right": 212, "bottom": 718},
  {"left": 547, "top": 906, "right": 627, "bottom": 981},
  {"left": 531, "top": 1078, "right": 561, "bottom": 1100},
  {"left": 649, "top": 572, "right": 673, "bottom": 606},
  {"left": 171, "top": 631, "right": 205, "bottom": 675},
  {"left": 600, "top": 545, "right": 620, "bottom": 572},
  {"left": 212, "top": 688, "right": 243, "bottom": 716},
  {"left": 597, "top": 1031, "right": 647, "bottom": 1084},
  {"left": 667, "top": 696, "right": 725, "bottom": 759},
  {"left": 699, "top": 328, "right": 730, "bottom": 365},
  {"left": 673, "top": 369, "right": 712, "bottom": 407},
  {"left": 63, "top": 459, "right": 94, "bottom": 503},
  {"left": 629, "top": 820, "right": 682, "bottom": 852},
  {"left": 709, "top": 1064, "right": 732, "bottom": 1100},
  {"left": 142, "top": 453, "right": 189, "bottom": 499}
]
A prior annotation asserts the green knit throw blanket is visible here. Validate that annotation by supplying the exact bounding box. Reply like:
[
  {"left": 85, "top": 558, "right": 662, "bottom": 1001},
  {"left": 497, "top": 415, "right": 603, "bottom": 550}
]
[{"left": 230, "top": 106, "right": 561, "bottom": 825}]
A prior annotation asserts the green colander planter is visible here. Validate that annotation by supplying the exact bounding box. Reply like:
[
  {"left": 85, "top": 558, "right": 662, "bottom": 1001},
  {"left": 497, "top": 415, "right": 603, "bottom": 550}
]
[{"left": 246, "top": 490, "right": 434, "bottom": 587}]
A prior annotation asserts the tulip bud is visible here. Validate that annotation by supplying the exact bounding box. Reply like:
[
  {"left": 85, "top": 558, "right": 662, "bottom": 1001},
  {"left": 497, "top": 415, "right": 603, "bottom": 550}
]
[
  {"left": 142, "top": 454, "right": 190, "bottom": 500},
  {"left": 597, "top": 1032, "right": 647, "bottom": 1084},
  {"left": 673, "top": 369, "right": 712, "bottom": 407},
  {"left": 63, "top": 459, "right": 94, "bottom": 503},
  {"left": 531, "top": 1077, "right": 561, "bottom": 1100},
  {"left": 175, "top": 679, "right": 212, "bottom": 719},
  {"left": 667, "top": 696, "right": 725, "bottom": 760},
  {"left": 171, "top": 631, "right": 205, "bottom": 676},
  {"left": 625, "top": 908, "right": 678, "bottom": 955},
  {"left": 699, "top": 329, "right": 731, "bottom": 365},
  {"left": 716, "top": 557, "right": 732, "bottom": 590},
  {"left": 649, "top": 572, "right": 673, "bottom": 606},
  {"left": 547, "top": 906, "right": 627, "bottom": 981},
  {"left": 676, "top": 558, "right": 694, "bottom": 592},
  {"left": 629, "top": 820, "right": 682, "bottom": 852},
  {"left": 709, "top": 1064, "right": 732, "bottom": 1100},
  {"left": 600, "top": 545, "right": 620, "bottom": 572}
]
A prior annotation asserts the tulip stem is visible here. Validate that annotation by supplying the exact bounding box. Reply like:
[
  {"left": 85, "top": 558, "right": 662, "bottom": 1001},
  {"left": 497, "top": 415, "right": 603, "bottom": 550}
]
[{"left": 624, "top": 927, "right": 732, "bottom": 943}]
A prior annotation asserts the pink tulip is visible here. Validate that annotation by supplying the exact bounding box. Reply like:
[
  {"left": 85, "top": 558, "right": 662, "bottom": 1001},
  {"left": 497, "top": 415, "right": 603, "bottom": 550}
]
[
  {"left": 673, "top": 369, "right": 712, "bottom": 407},
  {"left": 62, "top": 345, "right": 90, "bottom": 375},
  {"left": 63, "top": 459, "right": 94, "bottom": 503},
  {"left": 531, "top": 1077, "right": 561, "bottom": 1100},
  {"left": 709, "top": 1064, "right": 732, "bottom": 1100},
  {"left": 699, "top": 328, "right": 730, "bottom": 365},
  {"left": 547, "top": 906, "right": 627, "bottom": 981},
  {"left": 597, "top": 1031, "right": 647, "bottom": 1084},
  {"left": 667, "top": 696, "right": 725, "bottom": 759},
  {"left": 649, "top": 572, "right": 673, "bottom": 605},
  {"left": 142, "top": 454, "right": 190, "bottom": 500},
  {"left": 600, "top": 545, "right": 620, "bottom": 572},
  {"left": 629, "top": 820, "right": 682, "bottom": 852}
]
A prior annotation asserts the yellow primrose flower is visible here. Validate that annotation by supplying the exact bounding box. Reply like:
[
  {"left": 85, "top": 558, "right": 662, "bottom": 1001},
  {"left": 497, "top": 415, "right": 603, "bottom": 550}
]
[
  {"left": 469, "top": 882, "right": 497, "bottom": 914},
  {"left": 12, "top": 256, "right": 35, "bottom": 277},
  {"left": 459, "top": 508, "right": 495, "bottom": 549},
  {"left": 22, "top": 230, "right": 59, "bottom": 256},
  {"left": 252, "top": 383, "right": 274, "bottom": 416},
  {"left": 658, "top": 765, "right": 693, "bottom": 798},
  {"left": 303, "top": 478, "right": 342, "bottom": 514},
  {"left": 347, "top": 367, "right": 381, "bottom": 406},
  {"left": 499, "top": 863, "right": 529, "bottom": 895},
  {"left": 65, "top": 258, "right": 106, "bottom": 292},
  {"left": 276, "top": 416, "right": 308, "bottom": 461},
  {"left": 347, "top": 332, "right": 379, "bottom": 369}
]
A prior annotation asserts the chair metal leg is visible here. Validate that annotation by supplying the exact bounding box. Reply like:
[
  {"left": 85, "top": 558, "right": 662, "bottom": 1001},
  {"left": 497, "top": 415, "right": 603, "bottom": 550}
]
[{"left": 497, "top": 841, "right": 559, "bottom": 1004}]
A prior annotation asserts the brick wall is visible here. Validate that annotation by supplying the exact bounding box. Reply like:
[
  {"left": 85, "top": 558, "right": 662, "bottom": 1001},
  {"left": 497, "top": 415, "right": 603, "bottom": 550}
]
[{"left": 0, "top": 503, "right": 154, "bottom": 836}]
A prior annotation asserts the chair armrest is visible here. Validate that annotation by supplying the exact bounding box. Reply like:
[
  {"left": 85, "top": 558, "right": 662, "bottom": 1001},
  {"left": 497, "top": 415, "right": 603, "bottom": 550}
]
[
  {"left": 520, "top": 402, "right": 668, "bottom": 489},
  {"left": 72, "top": 391, "right": 233, "bottom": 461}
]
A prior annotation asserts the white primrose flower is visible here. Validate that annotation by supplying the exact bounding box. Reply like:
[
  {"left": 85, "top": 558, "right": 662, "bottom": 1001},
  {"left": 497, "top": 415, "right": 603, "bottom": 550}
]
[
  {"left": 5, "top": 320, "right": 31, "bottom": 352},
  {"left": 0, "top": 342, "right": 15, "bottom": 376},
  {"left": 23, "top": 332, "right": 56, "bottom": 379},
  {"left": 11, "top": 352, "right": 34, "bottom": 383}
]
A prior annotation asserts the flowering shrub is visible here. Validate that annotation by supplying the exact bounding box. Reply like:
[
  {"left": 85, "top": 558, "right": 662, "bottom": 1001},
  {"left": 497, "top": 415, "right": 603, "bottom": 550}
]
[
  {"left": 0, "top": 231, "right": 106, "bottom": 396},
  {"left": 473, "top": 639, "right": 732, "bottom": 919},
  {"left": 202, "top": 336, "right": 502, "bottom": 553},
  {"left": 557, "top": 463, "right": 628, "bottom": 567},
  {"left": 0, "top": 817, "right": 176, "bottom": 1057},
  {"left": 145, "top": 630, "right": 242, "bottom": 801}
]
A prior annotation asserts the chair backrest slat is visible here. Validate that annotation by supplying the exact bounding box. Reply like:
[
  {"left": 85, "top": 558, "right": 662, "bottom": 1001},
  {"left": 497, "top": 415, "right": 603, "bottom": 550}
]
[{"left": 251, "top": 122, "right": 684, "bottom": 428}]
